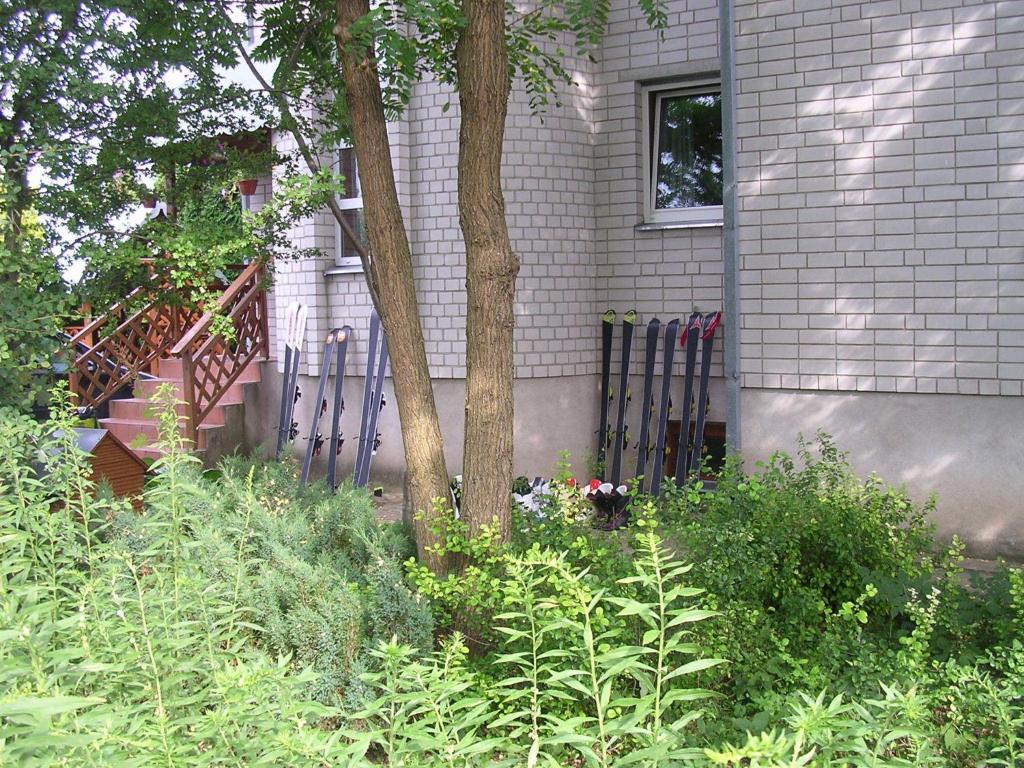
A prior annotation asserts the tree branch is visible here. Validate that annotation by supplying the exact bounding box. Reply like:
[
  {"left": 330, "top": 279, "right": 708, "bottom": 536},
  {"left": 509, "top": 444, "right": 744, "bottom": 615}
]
[{"left": 214, "top": 0, "right": 378, "bottom": 305}]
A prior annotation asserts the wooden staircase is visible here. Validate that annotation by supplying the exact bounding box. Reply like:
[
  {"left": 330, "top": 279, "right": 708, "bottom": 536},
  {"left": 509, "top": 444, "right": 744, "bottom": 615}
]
[
  {"left": 69, "top": 262, "right": 269, "bottom": 463},
  {"left": 99, "top": 356, "right": 262, "bottom": 461}
]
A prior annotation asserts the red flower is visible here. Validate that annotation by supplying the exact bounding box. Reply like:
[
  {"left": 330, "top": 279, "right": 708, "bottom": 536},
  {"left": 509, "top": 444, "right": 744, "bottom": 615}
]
[
  {"left": 566, "top": 477, "right": 577, "bottom": 487},
  {"left": 588, "top": 478, "right": 601, "bottom": 491}
]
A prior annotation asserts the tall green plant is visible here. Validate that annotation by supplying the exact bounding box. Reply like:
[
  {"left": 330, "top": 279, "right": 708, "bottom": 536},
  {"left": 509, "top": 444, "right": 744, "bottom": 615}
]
[
  {"left": 345, "top": 528, "right": 721, "bottom": 766},
  {"left": 0, "top": 392, "right": 346, "bottom": 764}
]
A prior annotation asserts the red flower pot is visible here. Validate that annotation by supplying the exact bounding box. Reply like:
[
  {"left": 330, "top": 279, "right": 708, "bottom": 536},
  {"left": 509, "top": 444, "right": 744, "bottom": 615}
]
[{"left": 236, "top": 178, "right": 258, "bottom": 196}]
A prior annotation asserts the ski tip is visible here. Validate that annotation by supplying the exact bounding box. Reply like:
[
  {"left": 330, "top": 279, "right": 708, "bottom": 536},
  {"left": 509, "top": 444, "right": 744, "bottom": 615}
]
[
  {"left": 648, "top": 317, "right": 661, "bottom": 328},
  {"left": 601, "top": 309, "right": 616, "bottom": 323},
  {"left": 624, "top": 309, "right": 637, "bottom": 324},
  {"left": 372, "top": 486, "right": 384, "bottom": 497},
  {"left": 702, "top": 311, "right": 723, "bottom": 339}
]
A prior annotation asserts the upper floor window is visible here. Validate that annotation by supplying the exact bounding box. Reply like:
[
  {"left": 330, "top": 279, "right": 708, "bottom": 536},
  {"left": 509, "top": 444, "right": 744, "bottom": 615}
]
[
  {"left": 642, "top": 82, "right": 723, "bottom": 226},
  {"left": 334, "top": 145, "right": 365, "bottom": 270}
]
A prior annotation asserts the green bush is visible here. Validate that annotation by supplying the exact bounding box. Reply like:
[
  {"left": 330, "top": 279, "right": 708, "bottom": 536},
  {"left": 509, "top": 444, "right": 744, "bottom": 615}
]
[
  {"left": 0, "top": 392, "right": 345, "bottom": 764},
  {"left": 346, "top": 528, "right": 723, "bottom": 766},
  {"left": 181, "top": 455, "right": 433, "bottom": 707}
]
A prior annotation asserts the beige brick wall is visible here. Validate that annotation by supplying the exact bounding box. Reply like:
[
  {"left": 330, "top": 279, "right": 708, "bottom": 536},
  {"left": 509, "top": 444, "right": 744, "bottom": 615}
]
[
  {"left": 594, "top": 0, "right": 727, "bottom": 382},
  {"left": 736, "top": 0, "right": 1024, "bottom": 396},
  {"left": 273, "top": 0, "right": 728, "bottom": 383}
]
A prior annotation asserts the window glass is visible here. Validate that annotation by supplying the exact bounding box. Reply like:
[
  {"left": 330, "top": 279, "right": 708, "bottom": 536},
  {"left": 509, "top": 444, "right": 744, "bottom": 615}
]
[
  {"left": 337, "top": 146, "right": 360, "bottom": 200},
  {"left": 654, "top": 91, "right": 722, "bottom": 210},
  {"left": 334, "top": 146, "right": 365, "bottom": 268},
  {"left": 338, "top": 208, "right": 365, "bottom": 263}
]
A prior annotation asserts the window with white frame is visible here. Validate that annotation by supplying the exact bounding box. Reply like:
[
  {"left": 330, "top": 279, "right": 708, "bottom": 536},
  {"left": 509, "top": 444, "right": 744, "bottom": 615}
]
[
  {"left": 334, "top": 145, "right": 365, "bottom": 269},
  {"left": 642, "top": 82, "right": 723, "bottom": 226}
]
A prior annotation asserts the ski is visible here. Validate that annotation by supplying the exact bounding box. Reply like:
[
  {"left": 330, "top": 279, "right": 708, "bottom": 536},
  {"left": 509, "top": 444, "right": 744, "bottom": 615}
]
[
  {"left": 633, "top": 317, "right": 661, "bottom": 493},
  {"left": 648, "top": 318, "right": 680, "bottom": 497},
  {"left": 355, "top": 320, "right": 389, "bottom": 488},
  {"left": 325, "top": 325, "right": 352, "bottom": 491},
  {"left": 596, "top": 310, "right": 615, "bottom": 476},
  {"left": 353, "top": 311, "right": 381, "bottom": 486},
  {"left": 300, "top": 328, "right": 341, "bottom": 486},
  {"left": 610, "top": 310, "right": 636, "bottom": 485},
  {"left": 688, "top": 311, "right": 722, "bottom": 477},
  {"left": 284, "top": 304, "right": 308, "bottom": 450},
  {"left": 673, "top": 312, "right": 702, "bottom": 486},
  {"left": 276, "top": 302, "right": 307, "bottom": 460},
  {"left": 275, "top": 303, "right": 297, "bottom": 459}
]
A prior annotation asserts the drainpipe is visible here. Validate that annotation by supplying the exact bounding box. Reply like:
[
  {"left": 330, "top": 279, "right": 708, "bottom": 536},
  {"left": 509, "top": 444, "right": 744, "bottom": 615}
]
[{"left": 720, "top": 0, "right": 742, "bottom": 453}]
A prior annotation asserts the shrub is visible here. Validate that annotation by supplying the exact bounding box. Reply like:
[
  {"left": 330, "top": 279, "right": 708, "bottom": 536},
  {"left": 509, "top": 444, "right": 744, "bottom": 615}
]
[
  {"left": 658, "top": 434, "right": 943, "bottom": 713},
  {"left": 184, "top": 455, "right": 433, "bottom": 707},
  {"left": 346, "top": 528, "right": 722, "bottom": 766},
  {"left": 0, "top": 390, "right": 345, "bottom": 764}
]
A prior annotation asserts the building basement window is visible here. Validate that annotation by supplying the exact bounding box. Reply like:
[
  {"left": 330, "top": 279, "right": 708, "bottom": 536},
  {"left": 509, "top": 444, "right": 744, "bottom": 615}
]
[
  {"left": 642, "top": 82, "right": 723, "bottom": 227},
  {"left": 334, "top": 145, "right": 366, "bottom": 270}
]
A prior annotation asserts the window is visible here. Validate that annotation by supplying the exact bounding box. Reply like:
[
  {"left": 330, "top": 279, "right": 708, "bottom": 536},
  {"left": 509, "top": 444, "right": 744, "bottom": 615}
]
[
  {"left": 642, "top": 82, "right": 723, "bottom": 226},
  {"left": 334, "top": 145, "right": 366, "bottom": 270}
]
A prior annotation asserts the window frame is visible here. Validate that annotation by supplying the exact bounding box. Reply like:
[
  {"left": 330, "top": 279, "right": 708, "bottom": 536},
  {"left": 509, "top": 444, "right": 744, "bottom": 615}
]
[
  {"left": 333, "top": 144, "right": 365, "bottom": 271},
  {"left": 641, "top": 79, "right": 724, "bottom": 228}
]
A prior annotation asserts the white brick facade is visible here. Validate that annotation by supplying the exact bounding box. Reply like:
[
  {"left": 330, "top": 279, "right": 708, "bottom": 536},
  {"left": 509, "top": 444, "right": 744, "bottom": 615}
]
[
  {"left": 735, "top": 0, "right": 1024, "bottom": 396},
  {"left": 250, "top": 0, "right": 1024, "bottom": 555}
]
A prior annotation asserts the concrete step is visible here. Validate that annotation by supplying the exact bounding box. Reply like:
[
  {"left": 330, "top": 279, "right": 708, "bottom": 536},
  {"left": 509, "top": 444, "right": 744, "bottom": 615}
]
[
  {"left": 99, "top": 417, "right": 215, "bottom": 451},
  {"left": 109, "top": 397, "right": 227, "bottom": 426},
  {"left": 135, "top": 378, "right": 246, "bottom": 405},
  {"left": 156, "top": 356, "right": 262, "bottom": 384}
]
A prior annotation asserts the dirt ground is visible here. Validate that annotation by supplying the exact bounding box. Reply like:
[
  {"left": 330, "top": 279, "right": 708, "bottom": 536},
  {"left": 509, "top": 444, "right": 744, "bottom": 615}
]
[{"left": 370, "top": 486, "right": 404, "bottom": 524}]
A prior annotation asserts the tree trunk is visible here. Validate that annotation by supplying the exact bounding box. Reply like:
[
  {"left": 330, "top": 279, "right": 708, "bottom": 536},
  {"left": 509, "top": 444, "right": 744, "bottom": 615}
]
[
  {"left": 455, "top": 0, "right": 519, "bottom": 542},
  {"left": 334, "top": 0, "right": 451, "bottom": 574},
  {"left": 1, "top": 136, "right": 31, "bottom": 258}
]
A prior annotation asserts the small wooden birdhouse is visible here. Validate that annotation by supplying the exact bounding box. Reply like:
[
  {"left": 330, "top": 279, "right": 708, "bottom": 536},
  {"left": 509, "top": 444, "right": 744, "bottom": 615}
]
[{"left": 58, "top": 428, "right": 150, "bottom": 509}]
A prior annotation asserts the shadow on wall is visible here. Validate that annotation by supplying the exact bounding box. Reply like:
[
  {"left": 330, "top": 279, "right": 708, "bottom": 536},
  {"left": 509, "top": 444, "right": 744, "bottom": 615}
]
[{"left": 741, "top": 388, "right": 1024, "bottom": 561}]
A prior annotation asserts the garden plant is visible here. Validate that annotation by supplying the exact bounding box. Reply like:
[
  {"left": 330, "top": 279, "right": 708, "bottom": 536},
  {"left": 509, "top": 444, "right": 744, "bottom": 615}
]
[{"left": 1, "top": 392, "right": 1022, "bottom": 765}]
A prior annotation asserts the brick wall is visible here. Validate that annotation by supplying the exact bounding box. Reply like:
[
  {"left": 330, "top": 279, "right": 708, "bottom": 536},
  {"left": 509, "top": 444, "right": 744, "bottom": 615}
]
[
  {"left": 736, "top": 0, "right": 1024, "bottom": 396},
  {"left": 594, "top": 0, "right": 727, "bottom": 380}
]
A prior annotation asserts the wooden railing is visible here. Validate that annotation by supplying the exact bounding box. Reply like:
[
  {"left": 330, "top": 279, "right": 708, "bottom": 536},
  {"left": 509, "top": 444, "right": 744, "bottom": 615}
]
[
  {"left": 68, "top": 286, "right": 204, "bottom": 411},
  {"left": 169, "top": 261, "right": 269, "bottom": 443}
]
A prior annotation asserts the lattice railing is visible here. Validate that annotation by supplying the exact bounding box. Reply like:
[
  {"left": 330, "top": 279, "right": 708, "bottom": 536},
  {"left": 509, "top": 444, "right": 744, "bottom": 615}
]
[
  {"left": 169, "top": 261, "right": 269, "bottom": 443},
  {"left": 68, "top": 286, "right": 204, "bottom": 411}
]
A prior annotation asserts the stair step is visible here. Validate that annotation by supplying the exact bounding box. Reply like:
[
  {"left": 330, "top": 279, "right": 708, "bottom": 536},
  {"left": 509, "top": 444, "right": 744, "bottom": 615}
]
[
  {"left": 135, "top": 378, "right": 246, "bottom": 405},
  {"left": 156, "top": 356, "right": 262, "bottom": 383},
  {"left": 109, "top": 397, "right": 227, "bottom": 426},
  {"left": 100, "top": 417, "right": 217, "bottom": 451}
]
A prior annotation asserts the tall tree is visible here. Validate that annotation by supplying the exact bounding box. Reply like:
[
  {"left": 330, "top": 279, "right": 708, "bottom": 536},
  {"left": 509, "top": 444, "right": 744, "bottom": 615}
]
[
  {"left": 241, "top": 0, "right": 666, "bottom": 569},
  {"left": 454, "top": 0, "right": 517, "bottom": 541}
]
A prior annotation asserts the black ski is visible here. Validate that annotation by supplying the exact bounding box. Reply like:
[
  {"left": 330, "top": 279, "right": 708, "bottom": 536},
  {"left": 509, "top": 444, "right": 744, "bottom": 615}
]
[
  {"left": 276, "top": 302, "right": 307, "bottom": 460},
  {"left": 633, "top": 317, "right": 661, "bottom": 493},
  {"left": 649, "top": 318, "right": 680, "bottom": 497},
  {"left": 300, "top": 328, "right": 341, "bottom": 486},
  {"left": 610, "top": 310, "right": 636, "bottom": 486},
  {"left": 596, "top": 309, "right": 616, "bottom": 475},
  {"left": 688, "top": 312, "right": 722, "bottom": 477},
  {"left": 325, "top": 326, "right": 352, "bottom": 491},
  {"left": 673, "top": 312, "right": 702, "bottom": 486},
  {"left": 275, "top": 341, "right": 294, "bottom": 460},
  {"left": 355, "top": 322, "right": 389, "bottom": 488},
  {"left": 353, "top": 311, "right": 381, "bottom": 486}
]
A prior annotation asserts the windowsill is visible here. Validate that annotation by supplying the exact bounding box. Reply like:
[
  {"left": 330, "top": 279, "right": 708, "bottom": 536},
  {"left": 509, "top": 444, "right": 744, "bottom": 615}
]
[
  {"left": 635, "top": 219, "right": 723, "bottom": 232},
  {"left": 324, "top": 264, "right": 365, "bottom": 277}
]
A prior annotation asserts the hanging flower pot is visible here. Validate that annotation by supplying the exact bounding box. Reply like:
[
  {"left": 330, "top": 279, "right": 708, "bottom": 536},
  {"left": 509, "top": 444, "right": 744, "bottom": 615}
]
[
  {"left": 141, "top": 194, "right": 157, "bottom": 209},
  {"left": 236, "top": 178, "right": 258, "bottom": 196}
]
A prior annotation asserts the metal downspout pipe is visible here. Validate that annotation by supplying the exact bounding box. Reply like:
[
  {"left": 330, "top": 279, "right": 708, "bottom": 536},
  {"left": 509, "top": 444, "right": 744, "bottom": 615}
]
[{"left": 720, "top": 0, "right": 742, "bottom": 453}]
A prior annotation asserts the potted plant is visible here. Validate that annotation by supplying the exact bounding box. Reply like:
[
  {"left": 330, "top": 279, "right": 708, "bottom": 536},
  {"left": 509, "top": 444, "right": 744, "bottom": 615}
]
[{"left": 235, "top": 177, "right": 258, "bottom": 196}]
